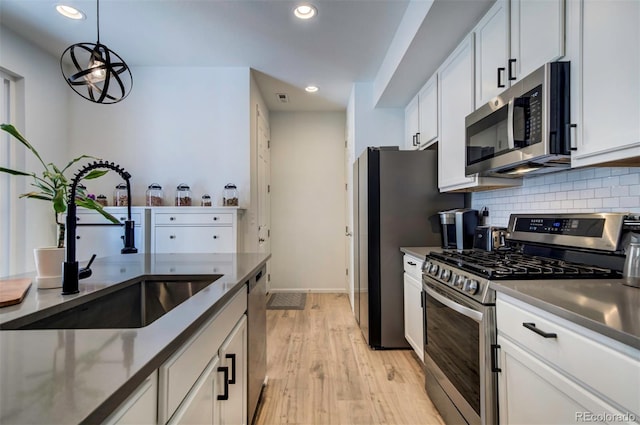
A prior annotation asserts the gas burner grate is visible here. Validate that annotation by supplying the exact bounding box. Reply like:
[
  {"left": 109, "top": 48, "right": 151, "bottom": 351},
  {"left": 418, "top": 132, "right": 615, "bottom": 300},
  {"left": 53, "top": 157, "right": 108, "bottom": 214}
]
[{"left": 429, "top": 250, "right": 620, "bottom": 280}]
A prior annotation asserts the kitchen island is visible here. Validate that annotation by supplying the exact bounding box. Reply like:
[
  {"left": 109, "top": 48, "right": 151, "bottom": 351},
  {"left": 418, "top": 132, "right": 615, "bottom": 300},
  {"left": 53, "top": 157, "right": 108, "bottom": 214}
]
[{"left": 0, "top": 252, "right": 269, "bottom": 424}]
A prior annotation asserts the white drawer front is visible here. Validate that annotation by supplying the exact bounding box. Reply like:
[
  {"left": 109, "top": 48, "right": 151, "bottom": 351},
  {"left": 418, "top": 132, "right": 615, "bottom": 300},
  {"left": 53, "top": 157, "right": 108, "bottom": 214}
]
[
  {"left": 76, "top": 212, "right": 142, "bottom": 225},
  {"left": 154, "top": 213, "right": 233, "bottom": 225},
  {"left": 155, "top": 226, "right": 235, "bottom": 253},
  {"left": 158, "top": 288, "right": 247, "bottom": 424},
  {"left": 403, "top": 254, "right": 423, "bottom": 280},
  {"left": 496, "top": 294, "right": 640, "bottom": 415}
]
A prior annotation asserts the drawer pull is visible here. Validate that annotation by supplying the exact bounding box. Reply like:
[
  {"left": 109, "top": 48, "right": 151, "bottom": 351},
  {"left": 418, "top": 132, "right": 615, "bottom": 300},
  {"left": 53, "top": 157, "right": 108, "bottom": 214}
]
[
  {"left": 76, "top": 236, "right": 81, "bottom": 240},
  {"left": 226, "top": 353, "right": 236, "bottom": 384},
  {"left": 407, "top": 261, "right": 416, "bottom": 266},
  {"left": 169, "top": 235, "right": 176, "bottom": 239},
  {"left": 523, "top": 322, "right": 557, "bottom": 339},
  {"left": 213, "top": 235, "right": 218, "bottom": 239},
  {"left": 217, "top": 366, "right": 229, "bottom": 400},
  {"left": 213, "top": 217, "right": 218, "bottom": 221},
  {"left": 119, "top": 217, "right": 126, "bottom": 221},
  {"left": 170, "top": 216, "right": 176, "bottom": 221}
]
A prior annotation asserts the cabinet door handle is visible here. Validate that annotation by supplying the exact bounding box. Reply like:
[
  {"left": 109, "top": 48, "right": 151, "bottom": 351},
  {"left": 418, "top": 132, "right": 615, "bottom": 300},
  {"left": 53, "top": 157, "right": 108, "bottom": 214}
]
[
  {"left": 213, "top": 235, "right": 218, "bottom": 239},
  {"left": 119, "top": 217, "right": 126, "bottom": 221},
  {"left": 416, "top": 132, "right": 420, "bottom": 146},
  {"left": 508, "top": 58, "right": 517, "bottom": 81},
  {"left": 169, "top": 235, "right": 176, "bottom": 239},
  {"left": 412, "top": 134, "right": 417, "bottom": 146},
  {"left": 225, "top": 353, "right": 236, "bottom": 385},
  {"left": 217, "top": 366, "right": 229, "bottom": 400},
  {"left": 76, "top": 236, "right": 81, "bottom": 240},
  {"left": 169, "top": 216, "right": 176, "bottom": 221},
  {"left": 523, "top": 322, "right": 557, "bottom": 339},
  {"left": 491, "top": 344, "right": 501, "bottom": 372},
  {"left": 568, "top": 123, "right": 578, "bottom": 151},
  {"left": 497, "top": 67, "right": 505, "bottom": 88},
  {"left": 407, "top": 261, "right": 416, "bottom": 266}
]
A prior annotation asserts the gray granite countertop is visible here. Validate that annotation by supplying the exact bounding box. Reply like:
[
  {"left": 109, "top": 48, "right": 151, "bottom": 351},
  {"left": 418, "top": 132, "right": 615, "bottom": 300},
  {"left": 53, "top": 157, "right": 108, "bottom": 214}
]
[
  {"left": 491, "top": 278, "right": 640, "bottom": 350},
  {"left": 400, "top": 246, "right": 441, "bottom": 259},
  {"left": 0, "top": 252, "right": 269, "bottom": 424}
]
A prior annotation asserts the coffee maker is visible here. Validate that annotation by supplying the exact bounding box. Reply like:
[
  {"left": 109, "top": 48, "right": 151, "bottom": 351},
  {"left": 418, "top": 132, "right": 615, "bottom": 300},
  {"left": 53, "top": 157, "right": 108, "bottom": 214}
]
[{"left": 439, "top": 208, "right": 478, "bottom": 249}]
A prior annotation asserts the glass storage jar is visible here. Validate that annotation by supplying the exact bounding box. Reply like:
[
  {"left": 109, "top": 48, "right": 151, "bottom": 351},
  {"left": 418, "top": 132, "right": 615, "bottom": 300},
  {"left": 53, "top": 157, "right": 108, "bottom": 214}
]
[
  {"left": 175, "top": 183, "right": 192, "bottom": 206},
  {"left": 96, "top": 194, "right": 108, "bottom": 207},
  {"left": 146, "top": 183, "right": 164, "bottom": 206},
  {"left": 223, "top": 183, "right": 239, "bottom": 206},
  {"left": 114, "top": 183, "right": 128, "bottom": 206},
  {"left": 201, "top": 194, "right": 212, "bottom": 207}
]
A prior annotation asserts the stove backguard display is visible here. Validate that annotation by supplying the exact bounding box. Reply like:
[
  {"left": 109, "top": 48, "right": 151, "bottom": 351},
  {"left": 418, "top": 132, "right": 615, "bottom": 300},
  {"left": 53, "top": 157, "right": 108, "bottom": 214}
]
[{"left": 513, "top": 217, "right": 605, "bottom": 237}]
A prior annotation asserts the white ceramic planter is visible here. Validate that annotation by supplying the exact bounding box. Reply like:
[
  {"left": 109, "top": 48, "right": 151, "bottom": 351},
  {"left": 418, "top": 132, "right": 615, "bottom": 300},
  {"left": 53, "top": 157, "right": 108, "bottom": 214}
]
[{"left": 33, "top": 247, "right": 64, "bottom": 289}]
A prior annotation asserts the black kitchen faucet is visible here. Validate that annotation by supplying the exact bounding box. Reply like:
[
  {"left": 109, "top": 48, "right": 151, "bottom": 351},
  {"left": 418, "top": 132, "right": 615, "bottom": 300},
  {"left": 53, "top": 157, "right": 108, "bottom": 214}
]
[{"left": 62, "top": 161, "right": 137, "bottom": 295}]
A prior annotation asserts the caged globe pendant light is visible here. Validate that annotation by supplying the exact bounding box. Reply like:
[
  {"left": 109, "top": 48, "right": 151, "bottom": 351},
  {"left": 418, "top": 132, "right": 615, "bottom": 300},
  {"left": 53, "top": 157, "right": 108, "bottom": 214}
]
[{"left": 60, "top": 0, "right": 132, "bottom": 104}]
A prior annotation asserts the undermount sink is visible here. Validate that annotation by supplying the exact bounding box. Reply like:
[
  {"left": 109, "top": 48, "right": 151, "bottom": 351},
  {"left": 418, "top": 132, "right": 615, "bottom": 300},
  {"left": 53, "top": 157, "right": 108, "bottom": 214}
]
[{"left": 0, "top": 276, "right": 221, "bottom": 330}]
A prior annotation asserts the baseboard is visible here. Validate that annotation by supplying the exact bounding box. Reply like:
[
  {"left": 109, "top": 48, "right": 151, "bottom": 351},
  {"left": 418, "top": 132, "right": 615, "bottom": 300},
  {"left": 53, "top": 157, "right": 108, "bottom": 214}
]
[{"left": 267, "top": 288, "right": 348, "bottom": 294}]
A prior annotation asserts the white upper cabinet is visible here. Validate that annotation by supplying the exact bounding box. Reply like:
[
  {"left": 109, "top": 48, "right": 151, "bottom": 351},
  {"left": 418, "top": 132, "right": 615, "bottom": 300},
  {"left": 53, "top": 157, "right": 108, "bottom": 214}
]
[
  {"left": 405, "top": 74, "right": 438, "bottom": 151},
  {"left": 418, "top": 74, "right": 438, "bottom": 148},
  {"left": 474, "top": 0, "right": 510, "bottom": 107},
  {"left": 475, "top": 0, "right": 565, "bottom": 107},
  {"left": 438, "top": 34, "right": 478, "bottom": 190},
  {"left": 566, "top": 0, "right": 640, "bottom": 167},
  {"left": 509, "top": 0, "right": 565, "bottom": 82},
  {"left": 404, "top": 95, "right": 420, "bottom": 150}
]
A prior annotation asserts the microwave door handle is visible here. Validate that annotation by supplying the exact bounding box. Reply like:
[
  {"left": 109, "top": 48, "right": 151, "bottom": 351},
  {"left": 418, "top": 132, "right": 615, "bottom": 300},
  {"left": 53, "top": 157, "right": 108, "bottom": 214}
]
[
  {"left": 507, "top": 98, "right": 515, "bottom": 150},
  {"left": 424, "top": 285, "right": 483, "bottom": 322}
]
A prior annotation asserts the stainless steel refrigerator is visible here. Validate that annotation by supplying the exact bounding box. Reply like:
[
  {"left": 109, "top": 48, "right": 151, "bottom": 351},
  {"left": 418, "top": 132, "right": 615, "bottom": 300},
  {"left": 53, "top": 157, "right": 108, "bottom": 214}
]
[{"left": 353, "top": 146, "right": 465, "bottom": 349}]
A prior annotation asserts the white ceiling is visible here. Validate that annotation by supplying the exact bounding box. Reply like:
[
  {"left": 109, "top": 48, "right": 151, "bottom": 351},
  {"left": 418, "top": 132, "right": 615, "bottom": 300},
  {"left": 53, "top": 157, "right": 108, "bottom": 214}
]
[{"left": 0, "top": 0, "right": 493, "bottom": 111}]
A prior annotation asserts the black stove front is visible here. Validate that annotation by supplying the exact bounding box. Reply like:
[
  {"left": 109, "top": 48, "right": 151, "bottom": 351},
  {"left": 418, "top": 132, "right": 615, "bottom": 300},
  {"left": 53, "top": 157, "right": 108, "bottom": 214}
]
[{"left": 429, "top": 249, "right": 621, "bottom": 280}]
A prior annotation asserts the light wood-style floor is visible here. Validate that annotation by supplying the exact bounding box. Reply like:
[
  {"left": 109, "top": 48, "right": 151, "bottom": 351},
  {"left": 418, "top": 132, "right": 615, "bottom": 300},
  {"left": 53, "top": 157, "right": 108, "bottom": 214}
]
[{"left": 254, "top": 293, "right": 445, "bottom": 425}]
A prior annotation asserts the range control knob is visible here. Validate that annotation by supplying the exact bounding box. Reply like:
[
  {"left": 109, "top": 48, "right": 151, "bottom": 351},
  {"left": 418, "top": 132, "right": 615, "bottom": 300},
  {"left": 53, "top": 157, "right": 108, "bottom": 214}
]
[
  {"left": 439, "top": 268, "right": 452, "bottom": 282},
  {"left": 453, "top": 274, "right": 465, "bottom": 288},
  {"left": 429, "top": 263, "right": 440, "bottom": 276},
  {"left": 422, "top": 261, "right": 431, "bottom": 273},
  {"left": 465, "top": 279, "right": 479, "bottom": 295}
]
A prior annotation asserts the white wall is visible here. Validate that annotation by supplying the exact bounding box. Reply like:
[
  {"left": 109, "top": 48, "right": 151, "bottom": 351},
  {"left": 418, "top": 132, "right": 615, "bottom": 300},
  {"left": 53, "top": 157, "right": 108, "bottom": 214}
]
[
  {"left": 270, "top": 111, "right": 347, "bottom": 292},
  {"left": 350, "top": 82, "right": 404, "bottom": 158},
  {"left": 67, "top": 66, "right": 251, "bottom": 211},
  {"left": 0, "top": 25, "right": 70, "bottom": 275},
  {"left": 472, "top": 167, "right": 640, "bottom": 226}
]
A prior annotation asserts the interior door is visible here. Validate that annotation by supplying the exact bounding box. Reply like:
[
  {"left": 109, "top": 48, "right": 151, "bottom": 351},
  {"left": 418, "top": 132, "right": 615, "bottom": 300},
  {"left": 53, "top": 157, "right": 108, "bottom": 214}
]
[{"left": 256, "top": 105, "right": 271, "bottom": 288}]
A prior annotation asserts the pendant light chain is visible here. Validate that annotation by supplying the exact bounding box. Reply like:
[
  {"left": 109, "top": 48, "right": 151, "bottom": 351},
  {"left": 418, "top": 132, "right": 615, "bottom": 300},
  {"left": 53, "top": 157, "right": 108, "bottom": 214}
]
[{"left": 96, "top": 0, "right": 100, "bottom": 44}]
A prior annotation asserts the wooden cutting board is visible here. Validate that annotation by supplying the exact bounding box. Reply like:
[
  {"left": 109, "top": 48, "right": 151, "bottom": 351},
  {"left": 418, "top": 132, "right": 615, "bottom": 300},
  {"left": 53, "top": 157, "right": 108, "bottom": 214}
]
[{"left": 0, "top": 278, "right": 32, "bottom": 308}]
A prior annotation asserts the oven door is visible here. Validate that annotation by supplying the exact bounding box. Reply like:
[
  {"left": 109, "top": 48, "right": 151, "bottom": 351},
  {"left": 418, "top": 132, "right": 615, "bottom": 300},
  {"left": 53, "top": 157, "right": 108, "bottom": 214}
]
[{"left": 422, "top": 277, "right": 497, "bottom": 425}]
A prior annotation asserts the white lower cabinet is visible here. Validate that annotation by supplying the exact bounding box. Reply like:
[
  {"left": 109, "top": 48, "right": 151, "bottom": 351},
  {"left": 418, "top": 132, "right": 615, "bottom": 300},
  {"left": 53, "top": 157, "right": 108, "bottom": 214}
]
[
  {"left": 158, "top": 287, "right": 248, "bottom": 424},
  {"left": 496, "top": 293, "right": 640, "bottom": 424},
  {"left": 168, "top": 357, "right": 220, "bottom": 425},
  {"left": 151, "top": 208, "right": 241, "bottom": 254},
  {"left": 402, "top": 254, "right": 424, "bottom": 362},
  {"left": 74, "top": 207, "right": 149, "bottom": 261},
  {"left": 105, "top": 371, "right": 158, "bottom": 425},
  {"left": 218, "top": 316, "right": 247, "bottom": 425}
]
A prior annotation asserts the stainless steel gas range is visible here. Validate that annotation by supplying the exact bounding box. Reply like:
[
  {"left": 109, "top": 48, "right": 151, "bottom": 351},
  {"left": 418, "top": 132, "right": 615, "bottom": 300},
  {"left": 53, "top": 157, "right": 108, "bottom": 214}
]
[{"left": 421, "top": 212, "right": 638, "bottom": 425}]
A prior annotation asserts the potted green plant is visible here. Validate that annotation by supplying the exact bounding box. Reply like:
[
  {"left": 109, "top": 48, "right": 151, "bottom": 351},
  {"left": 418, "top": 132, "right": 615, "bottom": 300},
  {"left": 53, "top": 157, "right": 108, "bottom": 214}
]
[{"left": 0, "top": 123, "right": 119, "bottom": 281}]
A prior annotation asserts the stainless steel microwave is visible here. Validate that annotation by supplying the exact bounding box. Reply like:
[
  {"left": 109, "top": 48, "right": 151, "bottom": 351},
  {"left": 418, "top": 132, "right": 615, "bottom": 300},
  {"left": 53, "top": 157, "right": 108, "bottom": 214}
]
[{"left": 465, "top": 62, "right": 571, "bottom": 177}]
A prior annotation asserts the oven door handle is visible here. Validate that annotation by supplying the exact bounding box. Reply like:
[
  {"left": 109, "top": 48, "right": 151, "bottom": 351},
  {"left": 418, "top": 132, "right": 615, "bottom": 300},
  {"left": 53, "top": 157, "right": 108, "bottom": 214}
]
[{"left": 424, "top": 285, "right": 483, "bottom": 322}]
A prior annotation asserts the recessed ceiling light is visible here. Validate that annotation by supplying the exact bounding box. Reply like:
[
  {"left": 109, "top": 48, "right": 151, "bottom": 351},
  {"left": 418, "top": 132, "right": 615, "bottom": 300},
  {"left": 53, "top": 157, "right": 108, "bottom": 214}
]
[
  {"left": 294, "top": 4, "right": 317, "bottom": 20},
  {"left": 305, "top": 85, "right": 319, "bottom": 93},
  {"left": 56, "top": 4, "right": 85, "bottom": 20}
]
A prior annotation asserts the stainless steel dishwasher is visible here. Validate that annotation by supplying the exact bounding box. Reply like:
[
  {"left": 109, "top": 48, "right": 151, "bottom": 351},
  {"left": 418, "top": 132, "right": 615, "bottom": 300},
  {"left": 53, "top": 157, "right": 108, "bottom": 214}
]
[{"left": 248, "top": 265, "right": 267, "bottom": 423}]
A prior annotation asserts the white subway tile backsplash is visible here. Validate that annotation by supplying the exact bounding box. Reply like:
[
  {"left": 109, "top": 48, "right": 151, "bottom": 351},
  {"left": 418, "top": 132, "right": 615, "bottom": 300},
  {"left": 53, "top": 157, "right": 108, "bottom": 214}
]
[{"left": 472, "top": 167, "right": 640, "bottom": 227}]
